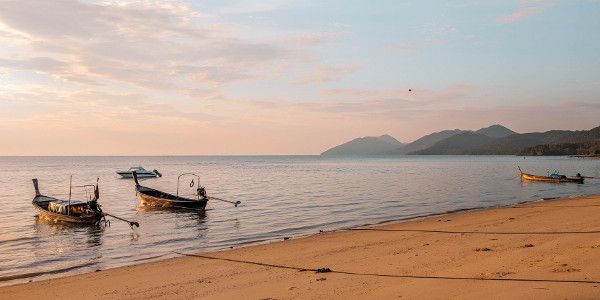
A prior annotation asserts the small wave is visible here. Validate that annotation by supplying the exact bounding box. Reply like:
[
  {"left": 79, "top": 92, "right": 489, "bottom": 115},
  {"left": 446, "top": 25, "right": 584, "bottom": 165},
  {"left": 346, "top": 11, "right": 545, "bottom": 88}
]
[
  {"left": 0, "top": 236, "right": 37, "bottom": 246},
  {"left": 0, "top": 261, "right": 98, "bottom": 283},
  {"left": 132, "top": 253, "right": 172, "bottom": 262}
]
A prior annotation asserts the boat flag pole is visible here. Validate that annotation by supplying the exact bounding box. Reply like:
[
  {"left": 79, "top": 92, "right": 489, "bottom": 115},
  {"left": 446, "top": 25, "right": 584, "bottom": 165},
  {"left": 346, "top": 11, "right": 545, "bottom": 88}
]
[{"left": 68, "top": 175, "right": 72, "bottom": 216}]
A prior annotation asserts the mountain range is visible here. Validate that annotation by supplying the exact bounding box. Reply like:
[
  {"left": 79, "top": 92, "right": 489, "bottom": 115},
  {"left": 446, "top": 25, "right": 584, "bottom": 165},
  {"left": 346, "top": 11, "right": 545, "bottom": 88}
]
[
  {"left": 320, "top": 134, "right": 405, "bottom": 155},
  {"left": 321, "top": 125, "right": 600, "bottom": 156}
]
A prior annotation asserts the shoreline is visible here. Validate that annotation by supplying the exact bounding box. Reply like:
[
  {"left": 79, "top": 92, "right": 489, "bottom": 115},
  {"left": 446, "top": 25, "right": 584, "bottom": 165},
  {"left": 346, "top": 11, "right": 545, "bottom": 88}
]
[
  {"left": 3, "top": 194, "right": 600, "bottom": 299},
  {"left": 0, "top": 195, "right": 563, "bottom": 286}
]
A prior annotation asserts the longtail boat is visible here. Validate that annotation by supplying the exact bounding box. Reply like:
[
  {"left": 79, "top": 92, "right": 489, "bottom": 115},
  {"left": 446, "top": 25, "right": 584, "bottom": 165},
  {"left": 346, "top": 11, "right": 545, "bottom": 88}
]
[
  {"left": 132, "top": 171, "right": 208, "bottom": 209},
  {"left": 517, "top": 166, "right": 584, "bottom": 183},
  {"left": 32, "top": 177, "right": 105, "bottom": 224}
]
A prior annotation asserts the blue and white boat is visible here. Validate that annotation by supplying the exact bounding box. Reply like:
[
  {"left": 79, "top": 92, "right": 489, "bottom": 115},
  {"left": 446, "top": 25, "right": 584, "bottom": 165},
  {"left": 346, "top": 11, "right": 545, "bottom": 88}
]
[{"left": 117, "top": 166, "right": 162, "bottom": 178}]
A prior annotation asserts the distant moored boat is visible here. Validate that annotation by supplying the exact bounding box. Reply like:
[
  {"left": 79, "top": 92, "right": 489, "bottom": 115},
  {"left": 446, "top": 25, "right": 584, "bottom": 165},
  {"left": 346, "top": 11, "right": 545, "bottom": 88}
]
[
  {"left": 517, "top": 166, "right": 584, "bottom": 183},
  {"left": 117, "top": 166, "right": 161, "bottom": 178}
]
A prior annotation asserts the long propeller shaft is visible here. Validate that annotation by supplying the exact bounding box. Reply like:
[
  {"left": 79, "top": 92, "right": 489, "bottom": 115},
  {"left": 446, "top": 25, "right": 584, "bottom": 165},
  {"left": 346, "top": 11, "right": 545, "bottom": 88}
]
[
  {"left": 103, "top": 212, "right": 140, "bottom": 229},
  {"left": 207, "top": 196, "right": 241, "bottom": 207}
]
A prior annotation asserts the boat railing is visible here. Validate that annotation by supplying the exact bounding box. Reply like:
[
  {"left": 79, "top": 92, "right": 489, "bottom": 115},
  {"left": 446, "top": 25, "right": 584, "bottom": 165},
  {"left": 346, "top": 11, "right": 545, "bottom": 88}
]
[{"left": 176, "top": 173, "right": 201, "bottom": 199}]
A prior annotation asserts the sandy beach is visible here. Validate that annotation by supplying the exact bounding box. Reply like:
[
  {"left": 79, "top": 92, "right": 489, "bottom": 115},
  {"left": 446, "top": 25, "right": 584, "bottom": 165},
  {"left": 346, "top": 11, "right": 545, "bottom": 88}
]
[{"left": 3, "top": 194, "right": 600, "bottom": 299}]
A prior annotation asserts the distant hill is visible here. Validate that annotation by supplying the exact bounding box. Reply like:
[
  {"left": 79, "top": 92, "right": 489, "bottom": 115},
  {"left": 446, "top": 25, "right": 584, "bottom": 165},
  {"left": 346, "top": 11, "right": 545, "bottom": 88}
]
[
  {"left": 518, "top": 126, "right": 600, "bottom": 156},
  {"left": 518, "top": 141, "right": 600, "bottom": 156},
  {"left": 320, "top": 125, "right": 600, "bottom": 156},
  {"left": 406, "top": 125, "right": 516, "bottom": 155},
  {"left": 469, "top": 130, "right": 574, "bottom": 155},
  {"left": 389, "top": 129, "right": 465, "bottom": 155},
  {"left": 321, "top": 134, "right": 405, "bottom": 155},
  {"left": 554, "top": 126, "right": 600, "bottom": 143},
  {"left": 410, "top": 132, "right": 494, "bottom": 155},
  {"left": 475, "top": 124, "right": 517, "bottom": 139}
]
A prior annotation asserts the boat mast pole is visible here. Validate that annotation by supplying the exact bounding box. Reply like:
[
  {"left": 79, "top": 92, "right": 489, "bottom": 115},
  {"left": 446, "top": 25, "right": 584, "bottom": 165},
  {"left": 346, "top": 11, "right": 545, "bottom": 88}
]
[{"left": 68, "top": 175, "right": 72, "bottom": 216}]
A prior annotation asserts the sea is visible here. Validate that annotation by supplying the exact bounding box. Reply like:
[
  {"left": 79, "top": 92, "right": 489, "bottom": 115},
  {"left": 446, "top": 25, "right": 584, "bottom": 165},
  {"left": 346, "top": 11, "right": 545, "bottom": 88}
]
[{"left": 0, "top": 155, "right": 598, "bottom": 286}]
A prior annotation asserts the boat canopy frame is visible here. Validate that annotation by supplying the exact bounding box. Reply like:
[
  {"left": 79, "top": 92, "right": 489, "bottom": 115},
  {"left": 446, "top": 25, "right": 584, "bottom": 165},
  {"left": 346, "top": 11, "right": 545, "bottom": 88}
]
[{"left": 176, "top": 173, "right": 202, "bottom": 199}]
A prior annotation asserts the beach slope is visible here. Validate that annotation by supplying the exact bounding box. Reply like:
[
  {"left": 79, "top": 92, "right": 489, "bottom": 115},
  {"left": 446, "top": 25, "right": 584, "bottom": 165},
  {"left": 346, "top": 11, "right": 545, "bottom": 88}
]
[{"left": 3, "top": 195, "right": 600, "bottom": 299}]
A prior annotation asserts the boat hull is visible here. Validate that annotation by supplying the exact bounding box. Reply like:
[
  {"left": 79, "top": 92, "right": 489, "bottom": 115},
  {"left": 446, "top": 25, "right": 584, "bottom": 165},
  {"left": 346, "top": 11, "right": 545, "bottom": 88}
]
[
  {"left": 136, "top": 187, "right": 208, "bottom": 209},
  {"left": 32, "top": 196, "right": 102, "bottom": 224},
  {"left": 518, "top": 166, "right": 584, "bottom": 183},
  {"left": 117, "top": 172, "right": 157, "bottom": 178},
  {"left": 520, "top": 173, "right": 584, "bottom": 183},
  {"left": 131, "top": 171, "right": 208, "bottom": 209},
  {"left": 117, "top": 167, "right": 160, "bottom": 178}
]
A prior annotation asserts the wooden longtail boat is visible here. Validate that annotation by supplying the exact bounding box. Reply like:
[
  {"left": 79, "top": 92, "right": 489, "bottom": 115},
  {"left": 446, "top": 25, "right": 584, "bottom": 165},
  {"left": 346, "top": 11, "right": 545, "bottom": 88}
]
[
  {"left": 133, "top": 171, "right": 208, "bottom": 209},
  {"left": 518, "top": 166, "right": 584, "bottom": 183},
  {"left": 32, "top": 177, "right": 105, "bottom": 224}
]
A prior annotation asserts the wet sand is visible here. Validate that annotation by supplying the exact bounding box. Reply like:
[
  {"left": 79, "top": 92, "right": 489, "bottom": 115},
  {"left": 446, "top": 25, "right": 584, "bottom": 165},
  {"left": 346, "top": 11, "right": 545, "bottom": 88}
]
[{"left": 2, "top": 195, "right": 600, "bottom": 299}]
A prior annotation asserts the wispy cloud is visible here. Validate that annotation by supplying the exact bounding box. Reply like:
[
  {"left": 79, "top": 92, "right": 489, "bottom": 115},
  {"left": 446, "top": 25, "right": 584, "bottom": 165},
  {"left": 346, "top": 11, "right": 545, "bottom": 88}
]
[
  {"left": 426, "top": 101, "right": 600, "bottom": 134},
  {"left": 498, "top": 0, "right": 554, "bottom": 24},
  {"left": 0, "top": 0, "right": 294, "bottom": 91},
  {"left": 293, "top": 63, "right": 362, "bottom": 84},
  {"left": 320, "top": 88, "right": 380, "bottom": 97}
]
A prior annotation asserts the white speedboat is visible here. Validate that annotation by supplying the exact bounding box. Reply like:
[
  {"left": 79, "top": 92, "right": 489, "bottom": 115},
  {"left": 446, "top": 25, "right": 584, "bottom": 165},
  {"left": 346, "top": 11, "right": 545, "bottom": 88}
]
[{"left": 117, "top": 166, "right": 162, "bottom": 178}]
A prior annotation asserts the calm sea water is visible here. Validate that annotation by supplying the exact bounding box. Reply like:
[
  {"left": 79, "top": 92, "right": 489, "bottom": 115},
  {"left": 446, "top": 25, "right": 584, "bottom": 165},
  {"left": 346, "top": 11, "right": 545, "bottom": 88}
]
[{"left": 0, "top": 155, "right": 598, "bottom": 286}]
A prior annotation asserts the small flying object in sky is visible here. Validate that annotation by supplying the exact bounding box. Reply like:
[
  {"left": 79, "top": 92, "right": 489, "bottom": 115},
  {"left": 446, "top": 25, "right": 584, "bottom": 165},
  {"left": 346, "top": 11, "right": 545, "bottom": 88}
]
[{"left": 408, "top": 89, "right": 412, "bottom": 92}]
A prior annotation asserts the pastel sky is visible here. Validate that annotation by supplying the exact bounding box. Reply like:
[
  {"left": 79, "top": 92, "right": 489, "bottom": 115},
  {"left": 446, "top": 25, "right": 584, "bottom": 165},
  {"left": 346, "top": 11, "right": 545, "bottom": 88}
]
[{"left": 1, "top": 0, "right": 599, "bottom": 155}]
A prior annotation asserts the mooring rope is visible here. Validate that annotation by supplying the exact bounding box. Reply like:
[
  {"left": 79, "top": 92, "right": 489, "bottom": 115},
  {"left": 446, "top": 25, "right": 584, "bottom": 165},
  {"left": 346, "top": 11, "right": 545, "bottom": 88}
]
[
  {"left": 174, "top": 251, "right": 600, "bottom": 284},
  {"left": 349, "top": 228, "right": 600, "bottom": 235}
]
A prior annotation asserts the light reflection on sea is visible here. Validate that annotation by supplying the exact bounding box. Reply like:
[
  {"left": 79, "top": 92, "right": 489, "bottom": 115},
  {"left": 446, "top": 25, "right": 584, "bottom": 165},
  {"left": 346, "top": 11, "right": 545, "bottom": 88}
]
[{"left": 0, "top": 155, "right": 598, "bottom": 286}]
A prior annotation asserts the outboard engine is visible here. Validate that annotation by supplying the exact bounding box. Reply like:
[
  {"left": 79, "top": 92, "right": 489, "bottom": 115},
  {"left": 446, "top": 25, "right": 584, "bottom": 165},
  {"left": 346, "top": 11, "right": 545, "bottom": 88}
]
[
  {"left": 87, "top": 198, "right": 102, "bottom": 214},
  {"left": 153, "top": 169, "right": 162, "bottom": 177},
  {"left": 197, "top": 186, "right": 207, "bottom": 198}
]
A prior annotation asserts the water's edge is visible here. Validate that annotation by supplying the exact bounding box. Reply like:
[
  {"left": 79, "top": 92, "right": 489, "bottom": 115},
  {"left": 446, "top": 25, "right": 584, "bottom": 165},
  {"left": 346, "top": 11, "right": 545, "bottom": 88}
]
[{"left": 5, "top": 193, "right": 597, "bottom": 287}]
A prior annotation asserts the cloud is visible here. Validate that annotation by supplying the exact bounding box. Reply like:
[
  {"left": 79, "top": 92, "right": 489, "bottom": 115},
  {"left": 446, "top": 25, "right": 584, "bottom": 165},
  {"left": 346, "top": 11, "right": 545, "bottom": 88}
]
[
  {"left": 498, "top": 0, "right": 554, "bottom": 24},
  {"left": 0, "top": 0, "right": 291, "bottom": 90},
  {"left": 229, "top": 83, "right": 473, "bottom": 118},
  {"left": 293, "top": 63, "right": 362, "bottom": 84},
  {"left": 320, "top": 88, "right": 380, "bottom": 97},
  {"left": 0, "top": 57, "right": 68, "bottom": 73},
  {"left": 424, "top": 101, "right": 600, "bottom": 135},
  {"left": 0, "top": 86, "right": 215, "bottom": 126}
]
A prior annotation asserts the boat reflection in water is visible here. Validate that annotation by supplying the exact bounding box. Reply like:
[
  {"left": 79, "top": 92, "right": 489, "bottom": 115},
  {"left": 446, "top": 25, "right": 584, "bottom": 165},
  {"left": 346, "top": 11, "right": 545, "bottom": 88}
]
[
  {"left": 33, "top": 216, "right": 106, "bottom": 248},
  {"left": 12, "top": 216, "right": 108, "bottom": 284},
  {"left": 136, "top": 205, "right": 208, "bottom": 237}
]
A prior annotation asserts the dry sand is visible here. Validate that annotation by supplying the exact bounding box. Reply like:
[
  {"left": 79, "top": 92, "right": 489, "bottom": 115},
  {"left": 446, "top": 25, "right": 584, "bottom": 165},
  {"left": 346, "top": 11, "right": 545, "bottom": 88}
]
[{"left": 3, "top": 195, "right": 600, "bottom": 299}]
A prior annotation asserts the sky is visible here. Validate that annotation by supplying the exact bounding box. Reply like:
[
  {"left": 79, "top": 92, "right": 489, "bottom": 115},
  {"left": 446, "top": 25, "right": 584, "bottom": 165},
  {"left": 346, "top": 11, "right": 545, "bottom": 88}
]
[{"left": 0, "top": 0, "right": 599, "bottom": 155}]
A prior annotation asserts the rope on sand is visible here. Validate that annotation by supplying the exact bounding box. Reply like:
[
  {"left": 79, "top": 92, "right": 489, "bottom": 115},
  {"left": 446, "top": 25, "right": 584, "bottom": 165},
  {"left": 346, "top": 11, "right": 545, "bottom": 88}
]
[
  {"left": 174, "top": 252, "right": 600, "bottom": 284},
  {"left": 350, "top": 228, "right": 600, "bottom": 235}
]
